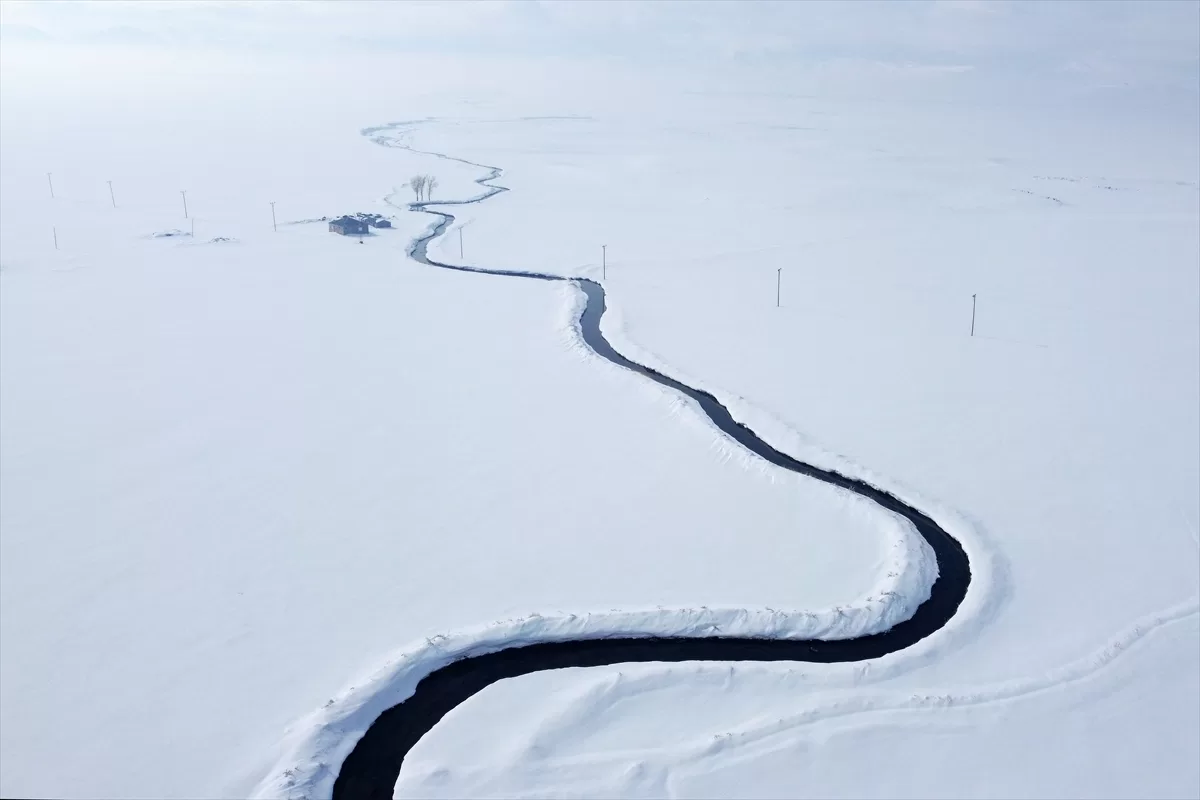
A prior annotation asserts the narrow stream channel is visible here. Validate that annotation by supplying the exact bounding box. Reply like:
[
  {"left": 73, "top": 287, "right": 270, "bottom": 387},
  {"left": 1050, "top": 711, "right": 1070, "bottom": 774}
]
[{"left": 331, "top": 140, "right": 971, "bottom": 799}]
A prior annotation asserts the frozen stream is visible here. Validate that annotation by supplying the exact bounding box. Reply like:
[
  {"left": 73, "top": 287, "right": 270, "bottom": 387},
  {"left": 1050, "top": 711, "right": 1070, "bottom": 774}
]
[{"left": 329, "top": 138, "right": 973, "bottom": 799}]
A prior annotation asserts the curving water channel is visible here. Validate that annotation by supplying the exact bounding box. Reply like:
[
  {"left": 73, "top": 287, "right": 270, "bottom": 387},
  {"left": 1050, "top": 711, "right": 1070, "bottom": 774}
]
[{"left": 331, "top": 140, "right": 971, "bottom": 799}]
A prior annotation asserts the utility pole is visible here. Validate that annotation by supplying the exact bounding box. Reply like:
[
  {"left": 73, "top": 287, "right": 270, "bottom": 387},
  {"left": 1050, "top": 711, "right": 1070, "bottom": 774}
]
[
  {"left": 270, "top": 201, "right": 277, "bottom": 232},
  {"left": 459, "top": 226, "right": 463, "bottom": 258},
  {"left": 180, "top": 190, "right": 188, "bottom": 219},
  {"left": 47, "top": 173, "right": 54, "bottom": 199},
  {"left": 776, "top": 268, "right": 782, "bottom": 307},
  {"left": 602, "top": 244, "right": 607, "bottom": 280},
  {"left": 53, "top": 227, "right": 58, "bottom": 250},
  {"left": 190, "top": 217, "right": 194, "bottom": 238},
  {"left": 107, "top": 180, "right": 116, "bottom": 208},
  {"left": 971, "top": 294, "right": 976, "bottom": 336}
]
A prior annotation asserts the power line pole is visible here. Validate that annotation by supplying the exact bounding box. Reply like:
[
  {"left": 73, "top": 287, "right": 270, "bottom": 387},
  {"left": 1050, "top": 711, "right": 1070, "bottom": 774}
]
[
  {"left": 180, "top": 190, "right": 188, "bottom": 219},
  {"left": 602, "top": 244, "right": 607, "bottom": 280},
  {"left": 53, "top": 227, "right": 58, "bottom": 250},
  {"left": 190, "top": 217, "right": 194, "bottom": 238},
  {"left": 47, "top": 173, "right": 54, "bottom": 199},
  {"left": 107, "top": 180, "right": 116, "bottom": 208},
  {"left": 971, "top": 294, "right": 976, "bottom": 336},
  {"left": 776, "top": 268, "right": 782, "bottom": 307},
  {"left": 270, "top": 201, "right": 277, "bottom": 232},
  {"left": 459, "top": 226, "right": 463, "bottom": 258}
]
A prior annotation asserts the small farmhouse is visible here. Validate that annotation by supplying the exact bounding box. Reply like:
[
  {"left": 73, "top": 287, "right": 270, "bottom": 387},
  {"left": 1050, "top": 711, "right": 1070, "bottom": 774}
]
[
  {"left": 329, "top": 216, "right": 369, "bottom": 236},
  {"left": 353, "top": 212, "right": 391, "bottom": 229}
]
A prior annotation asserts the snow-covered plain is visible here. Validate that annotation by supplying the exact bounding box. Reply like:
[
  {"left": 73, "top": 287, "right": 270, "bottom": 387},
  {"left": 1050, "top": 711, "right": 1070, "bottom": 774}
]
[
  {"left": 402, "top": 102, "right": 1200, "bottom": 796},
  {"left": 2, "top": 49, "right": 941, "bottom": 799},
  {"left": 2, "top": 21, "right": 1199, "bottom": 800}
]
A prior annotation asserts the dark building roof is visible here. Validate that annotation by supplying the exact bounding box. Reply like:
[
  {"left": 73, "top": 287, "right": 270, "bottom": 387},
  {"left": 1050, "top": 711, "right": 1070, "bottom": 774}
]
[
  {"left": 329, "top": 216, "right": 369, "bottom": 235},
  {"left": 352, "top": 212, "right": 391, "bottom": 228}
]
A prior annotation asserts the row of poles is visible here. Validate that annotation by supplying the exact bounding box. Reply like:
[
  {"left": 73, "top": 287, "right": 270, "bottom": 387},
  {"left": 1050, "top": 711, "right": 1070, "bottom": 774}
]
[
  {"left": 49, "top": 173, "right": 170, "bottom": 218},
  {"left": 46, "top": 174, "right": 982, "bottom": 335},
  {"left": 46, "top": 172, "right": 279, "bottom": 249}
]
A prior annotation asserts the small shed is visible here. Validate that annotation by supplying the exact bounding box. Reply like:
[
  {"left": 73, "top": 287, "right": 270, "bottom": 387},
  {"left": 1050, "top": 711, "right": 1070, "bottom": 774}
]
[
  {"left": 373, "top": 219, "right": 392, "bottom": 229},
  {"left": 329, "top": 216, "right": 369, "bottom": 236}
]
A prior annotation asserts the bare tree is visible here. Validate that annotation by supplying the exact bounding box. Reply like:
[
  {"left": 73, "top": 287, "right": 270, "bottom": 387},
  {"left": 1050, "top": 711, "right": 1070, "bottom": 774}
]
[
  {"left": 406, "top": 174, "right": 439, "bottom": 202},
  {"left": 409, "top": 175, "right": 426, "bottom": 201}
]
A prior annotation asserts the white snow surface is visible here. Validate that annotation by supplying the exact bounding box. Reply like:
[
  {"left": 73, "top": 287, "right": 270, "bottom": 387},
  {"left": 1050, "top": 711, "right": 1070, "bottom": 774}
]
[
  {"left": 385, "top": 88, "right": 1199, "bottom": 797},
  {"left": 2, "top": 41, "right": 1198, "bottom": 800},
  {"left": 398, "top": 602, "right": 1199, "bottom": 799},
  {"left": 2, "top": 50, "right": 944, "bottom": 800}
]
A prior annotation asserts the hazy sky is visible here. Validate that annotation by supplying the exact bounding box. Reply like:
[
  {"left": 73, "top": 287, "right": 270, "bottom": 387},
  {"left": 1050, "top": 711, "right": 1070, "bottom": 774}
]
[{"left": 2, "top": 0, "right": 1197, "bottom": 89}]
